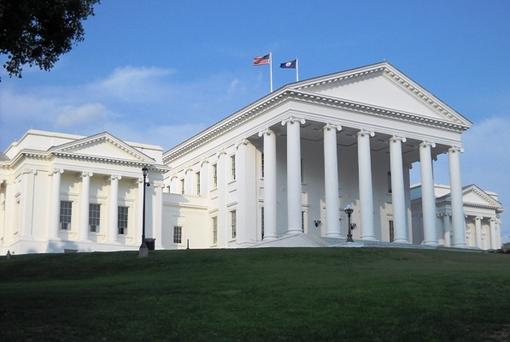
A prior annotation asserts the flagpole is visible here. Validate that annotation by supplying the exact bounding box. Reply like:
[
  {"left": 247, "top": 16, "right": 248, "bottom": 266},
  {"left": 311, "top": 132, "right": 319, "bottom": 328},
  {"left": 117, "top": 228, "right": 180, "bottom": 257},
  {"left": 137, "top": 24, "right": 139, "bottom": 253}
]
[
  {"left": 269, "top": 52, "right": 273, "bottom": 92},
  {"left": 296, "top": 58, "right": 299, "bottom": 82}
]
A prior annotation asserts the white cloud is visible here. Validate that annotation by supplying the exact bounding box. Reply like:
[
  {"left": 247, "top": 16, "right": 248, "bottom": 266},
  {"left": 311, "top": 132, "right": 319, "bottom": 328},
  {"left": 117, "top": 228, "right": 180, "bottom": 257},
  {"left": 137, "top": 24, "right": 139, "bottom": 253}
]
[
  {"left": 55, "top": 103, "right": 115, "bottom": 128},
  {"left": 93, "top": 66, "right": 175, "bottom": 103},
  {"left": 0, "top": 65, "right": 261, "bottom": 149}
]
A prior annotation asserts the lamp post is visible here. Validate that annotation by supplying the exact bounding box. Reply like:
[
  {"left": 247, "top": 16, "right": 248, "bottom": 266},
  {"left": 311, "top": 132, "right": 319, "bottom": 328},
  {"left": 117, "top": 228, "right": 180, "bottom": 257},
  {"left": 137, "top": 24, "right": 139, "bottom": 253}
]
[
  {"left": 344, "top": 203, "right": 354, "bottom": 242},
  {"left": 139, "top": 166, "right": 150, "bottom": 257}
]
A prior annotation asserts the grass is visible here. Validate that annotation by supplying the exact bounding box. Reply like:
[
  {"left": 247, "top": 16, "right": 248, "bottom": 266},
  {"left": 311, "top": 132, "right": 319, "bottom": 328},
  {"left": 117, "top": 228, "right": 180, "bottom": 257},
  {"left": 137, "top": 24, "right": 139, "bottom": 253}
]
[{"left": 1, "top": 248, "right": 510, "bottom": 341}]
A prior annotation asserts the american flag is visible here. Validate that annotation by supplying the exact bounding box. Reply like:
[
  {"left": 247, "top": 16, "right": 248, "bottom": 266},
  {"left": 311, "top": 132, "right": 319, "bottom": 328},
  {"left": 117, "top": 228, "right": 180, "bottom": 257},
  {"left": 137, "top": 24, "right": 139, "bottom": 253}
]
[{"left": 253, "top": 54, "right": 270, "bottom": 65}]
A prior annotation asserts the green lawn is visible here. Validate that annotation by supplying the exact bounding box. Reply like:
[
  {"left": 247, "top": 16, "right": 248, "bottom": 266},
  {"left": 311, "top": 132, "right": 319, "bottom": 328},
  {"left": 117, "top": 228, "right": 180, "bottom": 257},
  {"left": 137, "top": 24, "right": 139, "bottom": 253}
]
[{"left": 1, "top": 248, "right": 510, "bottom": 341}]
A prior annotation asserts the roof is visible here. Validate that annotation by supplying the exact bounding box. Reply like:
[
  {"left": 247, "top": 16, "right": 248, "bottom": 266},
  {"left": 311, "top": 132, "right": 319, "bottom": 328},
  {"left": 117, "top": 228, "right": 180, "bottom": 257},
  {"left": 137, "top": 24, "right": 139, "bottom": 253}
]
[{"left": 163, "top": 61, "right": 472, "bottom": 163}]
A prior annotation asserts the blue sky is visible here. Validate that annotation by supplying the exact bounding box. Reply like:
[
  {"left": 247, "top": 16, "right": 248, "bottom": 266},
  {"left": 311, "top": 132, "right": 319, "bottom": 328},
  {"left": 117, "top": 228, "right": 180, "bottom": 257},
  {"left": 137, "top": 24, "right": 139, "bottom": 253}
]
[{"left": 1, "top": 0, "right": 509, "bottom": 240}]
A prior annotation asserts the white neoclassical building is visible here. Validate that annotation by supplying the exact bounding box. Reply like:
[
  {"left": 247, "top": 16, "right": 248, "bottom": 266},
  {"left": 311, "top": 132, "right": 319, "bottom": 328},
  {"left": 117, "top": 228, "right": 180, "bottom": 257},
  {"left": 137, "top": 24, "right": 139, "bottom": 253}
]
[
  {"left": 0, "top": 61, "right": 504, "bottom": 254},
  {"left": 411, "top": 184, "right": 503, "bottom": 250}
]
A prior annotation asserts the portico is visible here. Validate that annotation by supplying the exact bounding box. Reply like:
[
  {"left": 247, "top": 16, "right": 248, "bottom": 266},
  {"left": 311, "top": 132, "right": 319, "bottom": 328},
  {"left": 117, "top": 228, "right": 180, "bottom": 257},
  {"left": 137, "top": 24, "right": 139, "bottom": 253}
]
[{"left": 251, "top": 118, "right": 467, "bottom": 245}]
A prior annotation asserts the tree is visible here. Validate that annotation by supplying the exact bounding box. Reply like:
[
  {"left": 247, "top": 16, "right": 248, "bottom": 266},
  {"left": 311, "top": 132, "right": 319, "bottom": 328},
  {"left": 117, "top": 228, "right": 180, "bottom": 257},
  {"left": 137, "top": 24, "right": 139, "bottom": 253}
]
[{"left": 0, "top": 0, "right": 100, "bottom": 78}]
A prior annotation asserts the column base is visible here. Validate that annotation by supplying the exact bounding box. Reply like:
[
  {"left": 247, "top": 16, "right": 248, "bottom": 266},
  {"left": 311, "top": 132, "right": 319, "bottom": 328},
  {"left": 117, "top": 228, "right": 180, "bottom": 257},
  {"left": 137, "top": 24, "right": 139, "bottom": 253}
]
[
  {"left": 422, "top": 241, "right": 438, "bottom": 246},
  {"left": 286, "top": 229, "right": 302, "bottom": 235},
  {"left": 325, "top": 232, "right": 343, "bottom": 239},
  {"left": 263, "top": 235, "right": 278, "bottom": 240},
  {"left": 393, "top": 239, "right": 410, "bottom": 244},
  {"left": 362, "top": 235, "right": 377, "bottom": 241}
]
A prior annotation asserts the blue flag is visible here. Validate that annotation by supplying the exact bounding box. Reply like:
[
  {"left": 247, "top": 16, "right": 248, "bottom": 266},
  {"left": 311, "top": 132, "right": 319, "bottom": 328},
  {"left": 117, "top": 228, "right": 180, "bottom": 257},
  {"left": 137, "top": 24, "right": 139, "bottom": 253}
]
[{"left": 280, "top": 59, "right": 296, "bottom": 69}]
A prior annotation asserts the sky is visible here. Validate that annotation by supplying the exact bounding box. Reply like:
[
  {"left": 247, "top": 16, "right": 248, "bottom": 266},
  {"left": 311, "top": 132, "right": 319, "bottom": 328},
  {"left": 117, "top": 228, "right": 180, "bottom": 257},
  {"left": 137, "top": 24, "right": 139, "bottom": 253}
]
[{"left": 1, "top": 0, "right": 509, "bottom": 241}]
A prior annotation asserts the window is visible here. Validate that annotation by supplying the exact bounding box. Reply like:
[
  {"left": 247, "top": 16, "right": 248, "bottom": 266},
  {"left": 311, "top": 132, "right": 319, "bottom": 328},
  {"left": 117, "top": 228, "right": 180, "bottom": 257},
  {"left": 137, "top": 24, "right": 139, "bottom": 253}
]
[
  {"left": 89, "top": 203, "right": 100, "bottom": 232},
  {"left": 387, "top": 171, "right": 392, "bottom": 193},
  {"left": 60, "top": 201, "right": 72, "bottom": 230},
  {"left": 196, "top": 171, "right": 201, "bottom": 195},
  {"left": 180, "top": 179, "right": 185, "bottom": 195},
  {"left": 212, "top": 216, "right": 218, "bottom": 245},
  {"left": 389, "top": 220, "right": 394, "bottom": 242},
  {"left": 261, "top": 207, "right": 265, "bottom": 240},
  {"left": 261, "top": 153, "right": 264, "bottom": 177},
  {"left": 231, "top": 155, "right": 236, "bottom": 180},
  {"left": 231, "top": 210, "right": 237, "bottom": 239},
  {"left": 212, "top": 164, "right": 218, "bottom": 188},
  {"left": 173, "top": 226, "right": 182, "bottom": 244},
  {"left": 118, "top": 206, "right": 128, "bottom": 235},
  {"left": 301, "top": 210, "right": 305, "bottom": 232}
]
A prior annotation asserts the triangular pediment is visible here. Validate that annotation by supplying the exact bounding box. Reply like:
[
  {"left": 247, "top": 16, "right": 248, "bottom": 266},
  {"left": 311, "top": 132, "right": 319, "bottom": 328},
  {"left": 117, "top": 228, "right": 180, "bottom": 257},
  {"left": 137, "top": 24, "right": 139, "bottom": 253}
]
[
  {"left": 292, "top": 62, "right": 471, "bottom": 127},
  {"left": 461, "top": 185, "right": 503, "bottom": 210},
  {"left": 49, "top": 132, "right": 155, "bottom": 163}
]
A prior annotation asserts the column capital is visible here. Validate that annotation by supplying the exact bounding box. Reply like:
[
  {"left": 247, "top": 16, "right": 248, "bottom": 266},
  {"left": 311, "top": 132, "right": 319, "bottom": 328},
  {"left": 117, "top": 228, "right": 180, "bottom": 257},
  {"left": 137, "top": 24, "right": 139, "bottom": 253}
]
[
  {"left": 110, "top": 175, "right": 122, "bottom": 181},
  {"left": 490, "top": 217, "right": 497, "bottom": 223},
  {"left": 258, "top": 128, "right": 275, "bottom": 137},
  {"left": 200, "top": 160, "right": 209, "bottom": 167},
  {"left": 448, "top": 145, "right": 464, "bottom": 153},
  {"left": 475, "top": 216, "right": 483, "bottom": 221},
  {"left": 357, "top": 129, "right": 375, "bottom": 138},
  {"left": 323, "top": 123, "right": 342, "bottom": 132},
  {"left": 21, "top": 168, "right": 37, "bottom": 176},
  {"left": 217, "top": 150, "right": 227, "bottom": 157},
  {"left": 420, "top": 141, "right": 436, "bottom": 148},
  {"left": 81, "top": 171, "right": 93, "bottom": 178},
  {"left": 185, "top": 168, "right": 193, "bottom": 174},
  {"left": 152, "top": 180, "right": 166, "bottom": 189},
  {"left": 390, "top": 135, "right": 407, "bottom": 143},
  {"left": 281, "top": 115, "right": 306, "bottom": 126},
  {"left": 235, "top": 139, "right": 250, "bottom": 150}
]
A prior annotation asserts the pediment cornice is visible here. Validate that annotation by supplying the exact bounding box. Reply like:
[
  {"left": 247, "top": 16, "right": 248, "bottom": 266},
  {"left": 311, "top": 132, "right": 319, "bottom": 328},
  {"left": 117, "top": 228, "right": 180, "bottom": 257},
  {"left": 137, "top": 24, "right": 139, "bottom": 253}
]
[
  {"left": 293, "top": 62, "right": 472, "bottom": 127},
  {"left": 3, "top": 149, "right": 168, "bottom": 173},
  {"left": 463, "top": 185, "right": 503, "bottom": 212},
  {"left": 164, "top": 87, "right": 468, "bottom": 163},
  {"left": 50, "top": 132, "right": 155, "bottom": 163}
]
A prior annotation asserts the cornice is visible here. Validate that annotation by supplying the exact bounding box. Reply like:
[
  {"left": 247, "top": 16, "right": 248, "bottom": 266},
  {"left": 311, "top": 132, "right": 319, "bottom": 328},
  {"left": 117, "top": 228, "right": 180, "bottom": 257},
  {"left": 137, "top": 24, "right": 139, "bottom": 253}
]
[
  {"left": 53, "top": 152, "right": 169, "bottom": 172},
  {"left": 297, "top": 66, "right": 386, "bottom": 90},
  {"left": 50, "top": 132, "right": 155, "bottom": 163},
  {"left": 1, "top": 149, "right": 168, "bottom": 173},
  {"left": 295, "top": 63, "right": 471, "bottom": 127},
  {"left": 464, "top": 186, "right": 503, "bottom": 210},
  {"left": 164, "top": 88, "right": 468, "bottom": 163}
]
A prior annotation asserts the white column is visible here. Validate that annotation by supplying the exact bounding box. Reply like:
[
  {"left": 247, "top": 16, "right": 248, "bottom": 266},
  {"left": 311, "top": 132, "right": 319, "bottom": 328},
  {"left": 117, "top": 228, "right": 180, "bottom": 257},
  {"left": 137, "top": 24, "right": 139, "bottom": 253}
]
[
  {"left": 79, "top": 172, "right": 92, "bottom": 241},
  {"left": 389, "top": 136, "right": 408, "bottom": 243},
  {"left": 153, "top": 181, "right": 163, "bottom": 249},
  {"left": 235, "top": 140, "right": 258, "bottom": 244},
  {"left": 282, "top": 117, "right": 305, "bottom": 234},
  {"left": 442, "top": 213, "right": 452, "bottom": 247},
  {"left": 448, "top": 146, "right": 466, "bottom": 247},
  {"left": 323, "top": 124, "right": 342, "bottom": 238},
  {"left": 217, "top": 151, "right": 227, "bottom": 246},
  {"left": 136, "top": 178, "right": 144, "bottom": 245},
  {"left": 495, "top": 219, "right": 502, "bottom": 249},
  {"left": 259, "top": 128, "right": 277, "bottom": 239},
  {"left": 49, "top": 169, "right": 63, "bottom": 239},
  {"left": 357, "top": 129, "right": 376, "bottom": 240},
  {"left": 419, "top": 141, "right": 437, "bottom": 246},
  {"left": 20, "top": 169, "right": 36, "bottom": 239},
  {"left": 0, "top": 181, "right": 5, "bottom": 244},
  {"left": 475, "top": 216, "right": 482, "bottom": 249},
  {"left": 489, "top": 218, "right": 497, "bottom": 250},
  {"left": 108, "top": 175, "right": 121, "bottom": 243}
]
